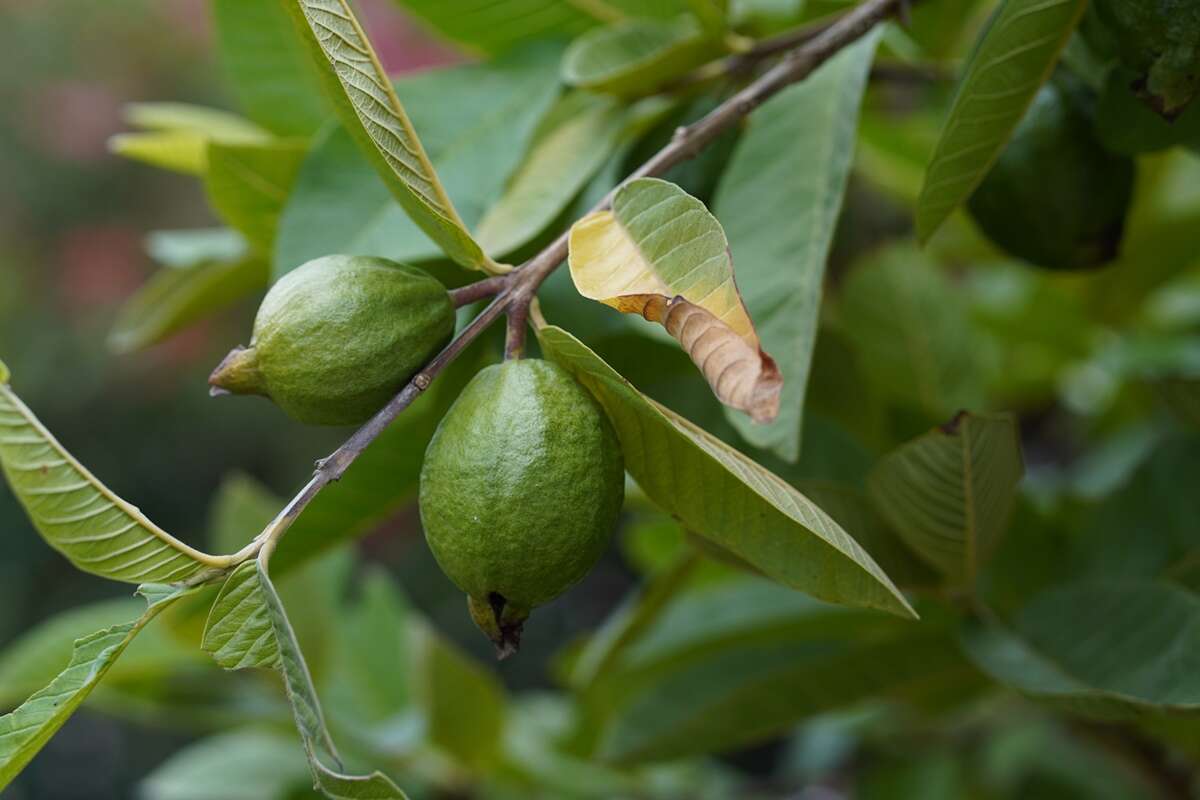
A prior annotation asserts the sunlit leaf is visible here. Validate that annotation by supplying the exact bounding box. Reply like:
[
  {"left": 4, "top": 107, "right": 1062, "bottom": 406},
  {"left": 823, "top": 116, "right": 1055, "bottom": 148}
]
[
  {"left": 476, "top": 92, "right": 626, "bottom": 259},
  {"left": 109, "top": 103, "right": 271, "bottom": 175},
  {"left": 205, "top": 141, "right": 308, "bottom": 254},
  {"left": 0, "top": 585, "right": 192, "bottom": 791},
  {"left": 145, "top": 228, "right": 249, "bottom": 270},
  {"left": 283, "top": 0, "right": 501, "bottom": 273},
  {"left": 562, "top": 17, "right": 719, "bottom": 97},
  {"left": 275, "top": 48, "right": 560, "bottom": 278},
  {"left": 916, "top": 0, "right": 1087, "bottom": 242},
  {"left": 388, "top": 0, "right": 602, "bottom": 55},
  {"left": 714, "top": 31, "right": 879, "bottom": 460},
  {"left": 868, "top": 412, "right": 1024, "bottom": 583},
  {"left": 0, "top": 370, "right": 230, "bottom": 583},
  {"left": 213, "top": 0, "right": 329, "bottom": 136},
  {"left": 537, "top": 325, "right": 914, "bottom": 618},
  {"left": 569, "top": 178, "right": 782, "bottom": 422},
  {"left": 108, "top": 256, "right": 268, "bottom": 354}
]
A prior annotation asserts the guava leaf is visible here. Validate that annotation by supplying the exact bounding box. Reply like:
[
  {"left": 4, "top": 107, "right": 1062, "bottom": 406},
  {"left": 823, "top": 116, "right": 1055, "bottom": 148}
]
[
  {"left": 714, "top": 31, "right": 879, "bottom": 461},
  {"left": 916, "top": 0, "right": 1087, "bottom": 243},
  {"left": 963, "top": 581, "right": 1200, "bottom": 716},
  {"left": 109, "top": 256, "right": 268, "bottom": 354},
  {"left": 477, "top": 92, "right": 626, "bottom": 259},
  {"left": 283, "top": 0, "right": 500, "bottom": 274},
  {"left": 205, "top": 141, "right": 308, "bottom": 254},
  {"left": 201, "top": 556, "right": 409, "bottom": 799},
  {"left": 868, "top": 412, "right": 1024, "bottom": 583},
  {"left": 140, "top": 729, "right": 312, "bottom": 800},
  {"left": 687, "top": 0, "right": 728, "bottom": 35},
  {"left": 568, "top": 178, "right": 782, "bottom": 423},
  {"left": 581, "top": 577, "right": 968, "bottom": 763},
  {"left": 0, "top": 585, "right": 192, "bottom": 791},
  {"left": 274, "top": 47, "right": 560, "bottom": 279},
  {"left": 108, "top": 102, "right": 271, "bottom": 175},
  {"left": 537, "top": 325, "right": 914, "bottom": 618},
  {"left": 202, "top": 562, "right": 281, "bottom": 670},
  {"left": 837, "top": 244, "right": 989, "bottom": 419},
  {"left": 145, "top": 228, "right": 249, "bottom": 269},
  {"left": 386, "top": 0, "right": 601, "bottom": 55},
  {"left": 213, "top": 0, "right": 330, "bottom": 136},
  {"left": 0, "top": 371, "right": 229, "bottom": 583},
  {"left": 562, "top": 17, "right": 719, "bottom": 97}
]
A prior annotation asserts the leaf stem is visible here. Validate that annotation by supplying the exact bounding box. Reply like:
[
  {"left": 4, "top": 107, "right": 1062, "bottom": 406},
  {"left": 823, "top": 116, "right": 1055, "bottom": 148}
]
[{"left": 221, "top": 0, "right": 917, "bottom": 573}]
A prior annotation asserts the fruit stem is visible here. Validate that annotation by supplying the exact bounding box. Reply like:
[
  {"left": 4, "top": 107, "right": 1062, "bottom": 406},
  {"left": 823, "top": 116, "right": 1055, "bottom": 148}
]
[{"left": 504, "top": 293, "right": 530, "bottom": 360}]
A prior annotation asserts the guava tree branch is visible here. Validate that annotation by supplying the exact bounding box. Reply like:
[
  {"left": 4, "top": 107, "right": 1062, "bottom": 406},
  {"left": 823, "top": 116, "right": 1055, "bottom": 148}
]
[{"left": 233, "top": 0, "right": 915, "bottom": 563}]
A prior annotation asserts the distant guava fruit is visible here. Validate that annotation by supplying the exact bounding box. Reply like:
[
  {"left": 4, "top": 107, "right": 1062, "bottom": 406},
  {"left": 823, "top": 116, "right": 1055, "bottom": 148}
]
[
  {"left": 209, "top": 255, "right": 454, "bottom": 425},
  {"left": 967, "top": 80, "right": 1135, "bottom": 271},
  {"left": 419, "top": 359, "right": 624, "bottom": 657},
  {"left": 1091, "top": 0, "right": 1200, "bottom": 116}
]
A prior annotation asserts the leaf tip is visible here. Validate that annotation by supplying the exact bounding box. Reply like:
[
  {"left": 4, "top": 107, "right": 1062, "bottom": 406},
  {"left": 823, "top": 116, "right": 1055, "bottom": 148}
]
[{"left": 0, "top": 358, "right": 8, "bottom": 385}]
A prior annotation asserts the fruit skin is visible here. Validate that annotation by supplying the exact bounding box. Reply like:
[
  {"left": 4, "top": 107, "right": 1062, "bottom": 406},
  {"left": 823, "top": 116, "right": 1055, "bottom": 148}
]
[
  {"left": 210, "top": 255, "right": 454, "bottom": 425},
  {"left": 1090, "top": 0, "right": 1200, "bottom": 116},
  {"left": 419, "top": 359, "right": 624, "bottom": 656},
  {"left": 967, "top": 80, "right": 1135, "bottom": 271}
]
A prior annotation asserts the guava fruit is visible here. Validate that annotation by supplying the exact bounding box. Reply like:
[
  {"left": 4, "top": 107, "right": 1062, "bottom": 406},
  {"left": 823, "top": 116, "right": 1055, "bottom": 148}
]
[
  {"left": 967, "top": 80, "right": 1135, "bottom": 271},
  {"left": 209, "top": 255, "right": 454, "bottom": 425},
  {"left": 419, "top": 359, "right": 624, "bottom": 657},
  {"left": 1090, "top": 0, "right": 1200, "bottom": 116}
]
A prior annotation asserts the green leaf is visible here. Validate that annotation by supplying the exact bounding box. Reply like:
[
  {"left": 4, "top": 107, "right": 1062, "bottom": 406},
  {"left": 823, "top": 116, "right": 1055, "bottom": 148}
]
[
  {"left": 688, "top": 0, "right": 729, "bottom": 35},
  {"left": 964, "top": 580, "right": 1200, "bottom": 715},
  {"left": 537, "top": 325, "right": 914, "bottom": 618},
  {"left": 562, "top": 17, "right": 718, "bottom": 97},
  {"left": 837, "top": 243, "right": 989, "bottom": 419},
  {"left": 1160, "top": 377, "right": 1200, "bottom": 430},
  {"left": 108, "top": 256, "right": 268, "bottom": 354},
  {"left": 569, "top": 178, "right": 783, "bottom": 422},
  {"left": 213, "top": 0, "right": 330, "bottom": 136},
  {"left": 205, "top": 141, "right": 308, "bottom": 254},
  {"left": 0, "top": 585, "right": 191, "bottom": 791},
  {"left": 109, "top": 103, "right": 271, "bottom": 175},
  {"left": 283, "top": 0, "right": 501, "bottom": 273},
  {"left": 202, "top": 562, "right": 281, "bottom": 670},
  {"left": 916, "top": 0, "right": 1087, "bottom": 242},
  {"left": 275, "top": 48, "right": 560, "bottom": 278},
  {"left": 412, "top": 623, "right": 506, "bottom": 768},
  {"left": 713, "top": 31, "right": 879, "bottom": 461},
  {"left": 201, "top": 558, "right": 409, "bottom": 799},
  {"left": 476, "top": 92, "right": 626, "bottom": 259},
  {"left": 586, "top": 577, "right": 970, "bottom": 763},
  {"left": 868, "top": 412, "right": 1024, "bottom": 583},
  {"left": 0, "top": 373, "right": 231, "bottom": 583},
  {"left": 387, "top": 0, "right": 601, "bottom": 55},
  {"left": 140, "top": 729, "right": 313, "bottom": 800}
]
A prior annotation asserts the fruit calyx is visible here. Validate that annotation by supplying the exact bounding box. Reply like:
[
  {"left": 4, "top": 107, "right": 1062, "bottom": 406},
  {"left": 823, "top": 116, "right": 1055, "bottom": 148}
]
[
  {"left": 468, "top": 593, "right": 528, "bottom": 660},
  {"left": 209, "top": 345, "right": 268, "bottom": 398}
]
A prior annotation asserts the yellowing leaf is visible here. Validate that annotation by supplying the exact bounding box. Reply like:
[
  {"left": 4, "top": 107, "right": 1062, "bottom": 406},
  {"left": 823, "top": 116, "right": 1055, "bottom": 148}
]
[
  {"left": 0, "top": 370, "right": 233, "bottom": 583},
  {"left": 568, "top": 178, "right": 781, "bottom": 422},
  {"left": 109, "top": 103, "right": 272, "bottom": 175}
]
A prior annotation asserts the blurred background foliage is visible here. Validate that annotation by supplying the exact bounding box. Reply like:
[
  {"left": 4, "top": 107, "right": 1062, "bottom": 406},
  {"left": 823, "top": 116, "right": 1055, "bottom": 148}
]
[{"left": 1, "top": 0, "right": 1200, "bottom": 798}]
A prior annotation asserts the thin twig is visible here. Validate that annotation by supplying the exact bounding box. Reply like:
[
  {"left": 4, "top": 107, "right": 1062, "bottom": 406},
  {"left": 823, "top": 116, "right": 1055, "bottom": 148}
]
[{"left": 223, "top": 0, "right": 914, "bottom": 569}]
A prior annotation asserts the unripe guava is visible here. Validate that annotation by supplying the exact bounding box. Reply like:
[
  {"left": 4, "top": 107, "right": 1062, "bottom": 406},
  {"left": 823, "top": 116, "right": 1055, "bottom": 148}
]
[
  {"left": 419, "top": 359, "right": 624, "bottom": 657},
  {"left": 967, "top": 80, "right": 1134, "bottom": 271},
  {"left": 1091, "top": 0, "right": 1200, "bottom": 116},
  {"left": 209, "top": 255, "right": 454, "bottom": 425}
]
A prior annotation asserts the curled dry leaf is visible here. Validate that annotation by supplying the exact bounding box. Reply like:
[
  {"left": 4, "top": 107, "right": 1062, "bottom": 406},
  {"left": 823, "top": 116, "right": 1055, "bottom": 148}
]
[{"left": 568, "top": 178, "right": 782, "bottom": 423}]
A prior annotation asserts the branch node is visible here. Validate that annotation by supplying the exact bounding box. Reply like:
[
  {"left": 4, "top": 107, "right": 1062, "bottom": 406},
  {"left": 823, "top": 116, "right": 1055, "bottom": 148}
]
[{"left": 414, "top": 373, "right": 432, "bottom": 391}]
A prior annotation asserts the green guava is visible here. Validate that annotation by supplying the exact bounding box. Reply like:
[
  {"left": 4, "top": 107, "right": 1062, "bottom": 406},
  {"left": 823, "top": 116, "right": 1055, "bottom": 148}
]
[
  {"left": 967, "top": 80, "right": 1135, "bottom": 271},
  {"left": 1091, "top": 0, "right": 1200, "bottom": 116},
  {"left": 209, "top": 255, "right": 454, "bottom": 425},
  {"left": 419, "top": 359, "right": 624, "bottom": 657}
]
